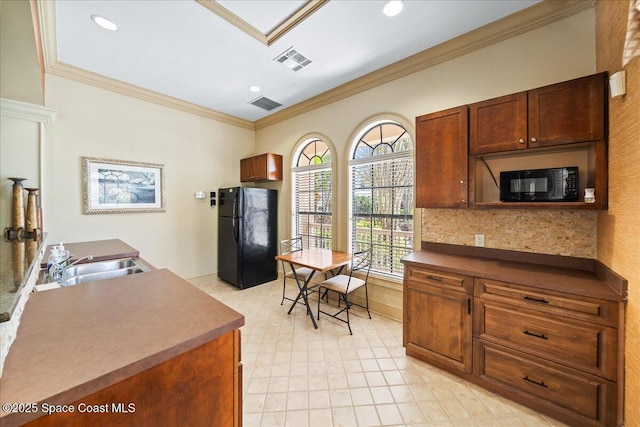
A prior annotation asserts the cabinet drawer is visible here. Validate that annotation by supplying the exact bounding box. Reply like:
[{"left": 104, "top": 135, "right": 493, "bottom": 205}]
[
  {"left": 475, "top": 340, "right": 616, "bottom": 427},
  {"left": 475, "top": 278, "right": 617, "bottom": 327},
  {"left": 405, "top": 266, "right": 472, "bottom": 294},
  {"left": 475, "top": 300, "right": 617, "bottom": 380}
]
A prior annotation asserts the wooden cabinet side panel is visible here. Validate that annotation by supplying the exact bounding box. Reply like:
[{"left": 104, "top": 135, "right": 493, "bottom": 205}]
[
  {"left": 266, "top": 153, "right": 283, "bottom": 181},
  {"left": 415, "top": 106, "right": 468, "bottom": 208},
  {"left": 528, "top": 73, "right": 606, "bottom": 148},
  {"left": 26, "top": 332, "right": 238, "bottom": 427},
  {"left": 469, "top": 92, "right": 528, "bottom": 154}
]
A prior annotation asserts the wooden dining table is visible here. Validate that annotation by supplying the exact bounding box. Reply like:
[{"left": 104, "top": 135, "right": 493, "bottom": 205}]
[{"left": 275, "top": 248, "right": 352, "bottom": 329}]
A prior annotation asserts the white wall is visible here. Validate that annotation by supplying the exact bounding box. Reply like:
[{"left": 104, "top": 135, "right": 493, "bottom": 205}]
[
  {"left": 43, "top": 74, "right": 255, "bottom": 278},
  {"left": 0, "top": 114, "right": 40, "bottom": 229}
]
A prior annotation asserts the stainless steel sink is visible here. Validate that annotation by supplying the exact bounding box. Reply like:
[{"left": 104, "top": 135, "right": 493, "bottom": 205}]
[
  {"left": 60, "top": 267, "right": 148, "bottom": 286},
  {"left": 56, "top": 258, "right": 150, "bottom": 287},
  {"left": 61, "top": 258, "right": 139, "bottom": 277}
]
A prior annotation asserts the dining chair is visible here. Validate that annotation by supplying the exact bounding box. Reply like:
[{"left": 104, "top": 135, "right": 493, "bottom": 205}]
[
  {"left": 279, "top": 237, "right": 314, "bottom": 305},
  {"left": 316, "top": 247, "right": 372, "bottom": 334}
]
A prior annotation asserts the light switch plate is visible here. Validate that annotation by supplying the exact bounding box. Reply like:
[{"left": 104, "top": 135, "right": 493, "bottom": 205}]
[{"left": 474, "top": 234, "right": 485, "bottom": 247}]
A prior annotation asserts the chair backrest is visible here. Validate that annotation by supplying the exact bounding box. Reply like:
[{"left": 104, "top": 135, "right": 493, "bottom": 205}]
[
  {"left": 280, "top": 237, "right": 304, "bottom": 274},
  {"left": 280, "top": 237, "right": 303, "bottom": 256},
  {"left": 345, "top": 247, "right": 372, "bottom": 291}
]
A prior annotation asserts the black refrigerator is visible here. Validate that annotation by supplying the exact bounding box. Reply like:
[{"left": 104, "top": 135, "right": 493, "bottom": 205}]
[{"left": 218, "top": 187, "right": 278, "bottom": 289}]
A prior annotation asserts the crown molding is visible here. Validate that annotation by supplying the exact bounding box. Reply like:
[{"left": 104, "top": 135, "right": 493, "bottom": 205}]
[
  {"left": 1, "top": 98, "right": 57, "bottom": 126},
  {"left": 196, "top": 0, "right": 329, "bottom": 46},
  {"left": 254, "top": 0, "right": 595, "bottom": 130},
  {"left": 46, "top": 61, "right": 255, "bottom": 130},
  {"left": 36, "top": 0, "right": 254, "bottom": 131}
]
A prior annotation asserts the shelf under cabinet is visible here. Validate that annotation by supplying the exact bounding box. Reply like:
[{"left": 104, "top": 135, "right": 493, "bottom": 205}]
[{"left": 474, "top": 201, "right": 605, "bottom": 210}]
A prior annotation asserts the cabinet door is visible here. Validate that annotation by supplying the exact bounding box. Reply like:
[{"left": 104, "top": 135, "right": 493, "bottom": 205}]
[
  {"left": 528, "top": 73, "right": 606, "bottom": 148},
  {"left": 415, "top": 106, "right": 468, "bottom": 208},
  {"left": 240, "top": 157, "right": 255, "bottom": 182},
  {"left": 252, "top": 154, "right": 268, "bottom": 180},
  {"left": 404, "top": 280, "right": 473, "bottom": 374},
  {"left": 469, "top": 92, "right": 528, "bottom": 154}
]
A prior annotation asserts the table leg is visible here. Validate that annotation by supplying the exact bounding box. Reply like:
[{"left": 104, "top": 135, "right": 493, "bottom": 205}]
[{"left": 286, "top": 265, "right": 318, "bottom": 329}]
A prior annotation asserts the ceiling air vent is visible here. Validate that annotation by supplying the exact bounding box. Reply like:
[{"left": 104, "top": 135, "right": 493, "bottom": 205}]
[
  {"left": 249, "top": 96, "right": 282, "bottom": 111},
  {"left": 274, "top": 47, "right": 312, "bottom": 72}
]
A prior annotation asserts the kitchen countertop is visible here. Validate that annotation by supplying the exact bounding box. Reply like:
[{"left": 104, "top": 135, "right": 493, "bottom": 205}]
[
  {"left": 402, "top": 249, "right": 626, "bottom": 301},
  {"left": 0, "top": 268, "right": 244, "bottom": 426},
  {"left": 39, "top": 239, "right": 140, "bottom": 269}
]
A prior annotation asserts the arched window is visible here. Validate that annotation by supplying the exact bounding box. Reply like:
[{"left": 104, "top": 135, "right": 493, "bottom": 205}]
[
  {"left": 349, "top": 121, "right": 413, "bottom": 277},
  {"left": 292, "top": 138, "right": 333, "bottom": 249}
]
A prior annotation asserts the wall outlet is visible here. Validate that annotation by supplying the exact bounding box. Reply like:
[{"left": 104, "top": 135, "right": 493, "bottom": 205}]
[{"left": 474, "top": 234, "right": 485, "bottom": 247}]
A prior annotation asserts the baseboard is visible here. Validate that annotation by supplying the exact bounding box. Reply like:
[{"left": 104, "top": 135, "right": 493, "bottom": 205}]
[{"left": 186, "top": 273, "right": 218, "bottom": 286}]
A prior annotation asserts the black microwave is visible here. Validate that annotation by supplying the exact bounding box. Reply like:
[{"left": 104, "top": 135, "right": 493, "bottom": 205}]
[{"left": 499, "top": 167, "right": 578, "bottom": 202}]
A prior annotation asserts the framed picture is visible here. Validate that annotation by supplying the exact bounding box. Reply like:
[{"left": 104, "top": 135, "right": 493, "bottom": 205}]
[{"left": 82, "top": 156, "right": 165, "bottom": 214}]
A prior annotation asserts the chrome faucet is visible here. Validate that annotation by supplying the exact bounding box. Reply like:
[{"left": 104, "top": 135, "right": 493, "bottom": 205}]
[{"left": 49, "top": 255, "right": 94, "bottom": 283}]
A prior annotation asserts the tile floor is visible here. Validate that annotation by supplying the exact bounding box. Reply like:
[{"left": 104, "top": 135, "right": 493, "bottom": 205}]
[{"left": 193, "top": 277, "right": 569, "bottom": 427}]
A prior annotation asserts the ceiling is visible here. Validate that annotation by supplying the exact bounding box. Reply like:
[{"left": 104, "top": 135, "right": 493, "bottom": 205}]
[{"left": 43, "top": 0, "right": 547, "bottom": 125}]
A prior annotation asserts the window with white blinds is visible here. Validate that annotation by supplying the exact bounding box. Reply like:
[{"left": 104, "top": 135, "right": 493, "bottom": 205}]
[
  {"left": 292, "top": 139, "right": 332, "bottom": 249},
  {"left": 349, "top": 122, "right": 413, "bottom": 277}
]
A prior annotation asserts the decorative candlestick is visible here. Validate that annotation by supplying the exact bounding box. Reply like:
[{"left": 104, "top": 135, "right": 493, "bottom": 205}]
[
  {"left": 25, "top": 188, "right": 39, "bottom": 234},
  {"left": 8, "top": 178, "right": 26, "bottom": 231}
]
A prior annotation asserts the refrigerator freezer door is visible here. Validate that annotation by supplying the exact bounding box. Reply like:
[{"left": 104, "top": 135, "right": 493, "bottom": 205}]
[{"left": 218, "top": 187, "right": 243, "bottom": 218}]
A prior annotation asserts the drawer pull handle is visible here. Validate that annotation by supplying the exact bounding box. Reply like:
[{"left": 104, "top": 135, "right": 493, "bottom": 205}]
[
  {"left": 523, "top": 295, "right": 549, "bottom": 304},
  {"left": 426, "top": 275, "right": 443, "bottom": 282},
  {"left": 523, "top": 330, "right": 548, "bottom": 340},
  {"left": 523, "top": 376, "right": 548, "bottom": 388}
]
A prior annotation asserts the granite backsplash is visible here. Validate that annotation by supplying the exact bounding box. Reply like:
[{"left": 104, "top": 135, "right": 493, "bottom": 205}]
[{"left": 421, "top": 209, "right": 597, "bottom": 259}]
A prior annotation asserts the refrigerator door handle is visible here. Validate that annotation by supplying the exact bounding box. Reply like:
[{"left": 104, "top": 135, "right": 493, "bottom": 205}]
[
  {"left": 232, "top": 193, "right": 238, "bottom": 218},
  {"left": 233, "top": 217, "right": 239, "bottom": 242}
]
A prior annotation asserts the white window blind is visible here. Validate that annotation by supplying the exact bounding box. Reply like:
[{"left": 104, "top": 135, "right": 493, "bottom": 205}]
[{"left": 293, "top": 165, "right": 332, "bottom": 249}]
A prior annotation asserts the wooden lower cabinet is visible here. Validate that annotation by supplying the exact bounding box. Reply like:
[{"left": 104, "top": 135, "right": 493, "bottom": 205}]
[
  {"left": 403, "top": 260, "right": 623, "bottom": 427},
  {"left": 475, "top": 340, "right": 616, "bottom": 427},
  {"left": 25, "top": 330, "right": 242, "bottom": 427},
  {"left": 403, "top": 266, "right": 473, "bottom": 374}
]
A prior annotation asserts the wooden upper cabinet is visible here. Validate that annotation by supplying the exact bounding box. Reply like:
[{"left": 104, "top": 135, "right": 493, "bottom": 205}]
[
  {"left": 469, "top": 92, "right": 528, "bottom": 154},
  {"left": 240, "top": 153, "right": 283, "bottom": 182},
  {"left": 416, "top": 106, "right": 468, "bottom": 208},
  {"left": 529, "top": 73, "right": 606, "bottom": 148},
  {"left": 469, "top": 72, "right": 607, "bottom": 155}
]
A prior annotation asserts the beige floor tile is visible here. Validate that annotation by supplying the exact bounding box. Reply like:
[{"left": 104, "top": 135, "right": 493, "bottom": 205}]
[
  {"left": 354, "top": 404, "right": 382, "bottom": 426},
  {"left": 309, "top": 389, "right": 331, "bottom": 409},
  {"left": 371, "top": 386, "right": 395, "bottom": 404},
  {"left": 376, "top": 403, "right": 404, "bottom": 425},
  {"left": 309, "top": 408, "right": 333, "bottom": 427},
  {"left": 350, "top": 387, "right": 374, "bottom": 406},
  {"left": 285, "top": 409, "right": 309, "bottom": 427}
]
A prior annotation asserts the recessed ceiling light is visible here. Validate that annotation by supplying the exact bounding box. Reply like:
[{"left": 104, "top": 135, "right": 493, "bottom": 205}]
[
  {"left": 382, "top": 0, "right": 404, "bottom": 17},
  {"left": 91, "top": 15, "right": 118, "bottom": 31},
  {"left": 248, "top": 85, "right": 261, "bottom": 93}
]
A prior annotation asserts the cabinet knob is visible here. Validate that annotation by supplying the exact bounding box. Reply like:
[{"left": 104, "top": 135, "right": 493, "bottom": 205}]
[
  {"left": 518, "top": 138, "right": 525, "bottom": 144},
  {"left": 460, "top": 180, "right": 464, "bottom": 184},
  {"left": 530, "top": 137, "right": 537, "bottom": 143},
  {"left": 461, "top": 199, "right": 466, "bottom": 203}
]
